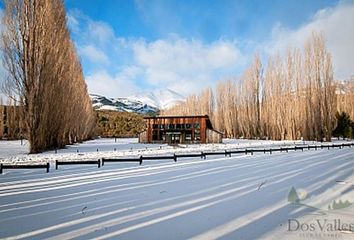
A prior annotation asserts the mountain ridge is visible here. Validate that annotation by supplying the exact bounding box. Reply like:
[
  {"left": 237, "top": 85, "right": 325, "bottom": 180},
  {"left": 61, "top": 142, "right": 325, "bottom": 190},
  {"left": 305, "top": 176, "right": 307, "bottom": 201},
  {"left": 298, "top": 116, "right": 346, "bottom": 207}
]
[{"left": 90, "top": 89, "right": 185, "bottom": 114}]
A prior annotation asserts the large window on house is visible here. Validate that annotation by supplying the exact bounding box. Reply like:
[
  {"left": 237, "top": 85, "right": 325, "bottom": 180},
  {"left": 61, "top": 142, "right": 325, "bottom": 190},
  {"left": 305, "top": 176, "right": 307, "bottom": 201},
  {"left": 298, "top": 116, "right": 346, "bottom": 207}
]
[
  {"left": 185, "top": 132, "right": 192, "bottom": 141},
  {"left": 168, "top": 124, "right": 175, "bottom": 130},
  {"left": 159, "top": 131, "right": 165, "bottom": 140},
  {"left": 194, "top": 129, "right": 201, "bottom": 141},
  {"left": 152, "top": 130, "right": 159, "bottom": 140}
]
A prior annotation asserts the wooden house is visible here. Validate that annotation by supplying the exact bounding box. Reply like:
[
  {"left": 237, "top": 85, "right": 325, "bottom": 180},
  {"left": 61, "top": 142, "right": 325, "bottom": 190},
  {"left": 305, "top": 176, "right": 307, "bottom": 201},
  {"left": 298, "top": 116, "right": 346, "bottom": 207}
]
[{"left": 139, "top": 115, "right": 222, "bottom": 144}]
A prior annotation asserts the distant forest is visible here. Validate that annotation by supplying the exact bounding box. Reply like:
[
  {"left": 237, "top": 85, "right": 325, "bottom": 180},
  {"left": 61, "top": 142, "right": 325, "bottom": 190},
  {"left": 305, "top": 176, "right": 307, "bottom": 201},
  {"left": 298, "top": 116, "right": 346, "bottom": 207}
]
[{"left": 96, "top": 111, "right": 146, "bottom": 138}]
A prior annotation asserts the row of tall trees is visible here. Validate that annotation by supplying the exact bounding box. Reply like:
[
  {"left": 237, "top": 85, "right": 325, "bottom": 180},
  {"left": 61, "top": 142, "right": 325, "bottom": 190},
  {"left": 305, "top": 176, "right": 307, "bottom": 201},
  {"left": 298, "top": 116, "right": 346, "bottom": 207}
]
[
  {"left": 163, "top": 32, "right": 353, "bottom": 141},
  {"left": 1, "top": 0, "right": 96, "bottom": 152}
]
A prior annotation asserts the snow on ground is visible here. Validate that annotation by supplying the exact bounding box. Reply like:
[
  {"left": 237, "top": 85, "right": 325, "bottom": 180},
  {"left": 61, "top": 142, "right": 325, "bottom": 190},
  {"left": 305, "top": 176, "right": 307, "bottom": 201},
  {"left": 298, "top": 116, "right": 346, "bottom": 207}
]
[
  {"left": 0, "top": 139, "right": 353, "bottom": 239},
  {"left": 0, "top": 137, "right": 335, "bottom": 164}
]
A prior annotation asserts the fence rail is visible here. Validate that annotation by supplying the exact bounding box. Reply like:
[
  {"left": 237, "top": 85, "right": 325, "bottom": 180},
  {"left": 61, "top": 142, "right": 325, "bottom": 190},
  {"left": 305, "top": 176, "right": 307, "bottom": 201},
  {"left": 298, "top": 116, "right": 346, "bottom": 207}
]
[
  {"left": 142, "top": 155, "right": 177, "bottom": 162},
  {"left": 102, "top": 157, "right": 142, "bottom": 166},
  {"left": 1, "top": 142, "right": 353, "bottom": 174},
  {"left": 55, "top": 160, "right": 101, "bottom": 170},
  {"left": 98, "top": 142, "right": 354, "bottom": 166},
  {"left": 175, "top": 153, "right": 204, "bottom": 159},
  {"left": 0, "top": 163, "right": 50, "bottom": 174}
]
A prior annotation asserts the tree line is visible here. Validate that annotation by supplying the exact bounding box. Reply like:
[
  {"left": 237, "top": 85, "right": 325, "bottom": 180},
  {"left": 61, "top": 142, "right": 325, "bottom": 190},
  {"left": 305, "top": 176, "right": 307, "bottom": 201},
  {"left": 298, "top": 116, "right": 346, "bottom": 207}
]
[
  {"left": 0, "top": 98, "right": 22, "bottom": 140},
  {"left": 96, "top": 111, "right": 145, "bottom": 138},
  {"left": 0, "top": 0, "right": 96, "bottom": 153},
  {"left": 162, "top": 32, "right": 354, "bottom": 141}
]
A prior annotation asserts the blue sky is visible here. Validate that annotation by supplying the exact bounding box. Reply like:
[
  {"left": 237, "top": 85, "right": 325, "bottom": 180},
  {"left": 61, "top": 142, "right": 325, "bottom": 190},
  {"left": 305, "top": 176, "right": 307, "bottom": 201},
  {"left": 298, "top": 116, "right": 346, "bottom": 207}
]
[
  {"left": 2, "top": 1, "right": 354, "bottom": 98},
  {"left": 65, "top": 0, "right": 337, "bottom": 43}
]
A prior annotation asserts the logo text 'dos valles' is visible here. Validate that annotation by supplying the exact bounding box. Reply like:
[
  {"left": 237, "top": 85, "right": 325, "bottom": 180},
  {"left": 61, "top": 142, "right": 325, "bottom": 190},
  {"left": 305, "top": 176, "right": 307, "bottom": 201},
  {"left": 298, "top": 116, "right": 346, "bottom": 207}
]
[{"left": 288, "top": 218, "right": 354, "bottom": 232}]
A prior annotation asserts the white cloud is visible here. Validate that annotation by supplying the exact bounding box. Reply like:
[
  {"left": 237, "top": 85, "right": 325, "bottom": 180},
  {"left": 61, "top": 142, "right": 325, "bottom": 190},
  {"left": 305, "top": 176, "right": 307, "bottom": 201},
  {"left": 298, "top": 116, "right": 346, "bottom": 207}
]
[
  {"left": 266, "top": 2, "right": 354, "bottom": 80},
  {"left": 67, "top": 10, "right": 248, "bottom": 97},
  {"left": 131, "top": 37, "right": 243, "bottom": 95},
  {"left": 78, "top": 45, "right": 109, "bottom": 64},
  {"left": 68, "top": 11, "right": 116, "bottom": 46},
  {"left": 68, "top": 10, "right": 246, "bottom": 97},
  {"left": 85, "top": 66, "right": 142, "bottom": 97},
  {"left": 86, "top": 21, "right": 115, "bottom": 45},
  {"left": 67, "top": 13, "right": 79, "bottom": 32}
]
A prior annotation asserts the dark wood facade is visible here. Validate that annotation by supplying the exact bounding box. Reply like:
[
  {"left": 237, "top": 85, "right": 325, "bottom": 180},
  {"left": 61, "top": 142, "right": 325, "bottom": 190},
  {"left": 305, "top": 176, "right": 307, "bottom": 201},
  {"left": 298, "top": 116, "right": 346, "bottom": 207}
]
[{"left": 139, "top": 115, "right": 222, "bottom": 144}]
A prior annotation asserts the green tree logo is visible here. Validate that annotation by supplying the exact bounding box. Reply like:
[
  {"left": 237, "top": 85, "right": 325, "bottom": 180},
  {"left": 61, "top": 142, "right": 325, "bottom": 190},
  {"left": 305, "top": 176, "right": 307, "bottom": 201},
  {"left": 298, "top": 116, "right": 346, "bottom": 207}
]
[
  {"left": 288, "top": 186, "right": 300, "bottom": 203},
  {"left": 328, "top": 199, "right": 352, "bottom": 210}
]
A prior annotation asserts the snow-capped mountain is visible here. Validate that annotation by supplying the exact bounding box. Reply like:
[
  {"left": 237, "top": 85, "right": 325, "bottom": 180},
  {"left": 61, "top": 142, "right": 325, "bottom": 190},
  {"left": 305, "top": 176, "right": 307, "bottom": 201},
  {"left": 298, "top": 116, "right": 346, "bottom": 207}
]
[
  {"left": 127, "top": 89, "right": 185, "bottom": 110},
  {"left": 90, "top": 89, "right": 185, "bottom": 114}
]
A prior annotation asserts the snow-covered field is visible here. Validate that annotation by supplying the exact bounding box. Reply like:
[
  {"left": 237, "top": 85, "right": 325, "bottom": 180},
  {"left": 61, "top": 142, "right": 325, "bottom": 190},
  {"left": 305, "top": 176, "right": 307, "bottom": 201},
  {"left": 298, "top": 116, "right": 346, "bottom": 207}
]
[{"left": 0, "top": 138, "right": 353, "bottom": 239}]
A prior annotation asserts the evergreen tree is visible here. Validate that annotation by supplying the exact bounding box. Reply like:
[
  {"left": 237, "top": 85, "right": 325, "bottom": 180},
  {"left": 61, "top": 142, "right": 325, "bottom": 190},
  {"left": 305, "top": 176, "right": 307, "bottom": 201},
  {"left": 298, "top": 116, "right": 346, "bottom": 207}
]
[{"left": 333, "top": 112, "right": 353, "bottom": 138}]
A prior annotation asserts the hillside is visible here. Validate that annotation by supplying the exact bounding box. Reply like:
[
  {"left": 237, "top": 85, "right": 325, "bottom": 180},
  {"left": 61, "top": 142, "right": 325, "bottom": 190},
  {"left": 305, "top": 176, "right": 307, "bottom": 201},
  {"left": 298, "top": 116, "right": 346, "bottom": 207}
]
[{"left": 96, "top": 111, "right": 146, "bottom": 137}]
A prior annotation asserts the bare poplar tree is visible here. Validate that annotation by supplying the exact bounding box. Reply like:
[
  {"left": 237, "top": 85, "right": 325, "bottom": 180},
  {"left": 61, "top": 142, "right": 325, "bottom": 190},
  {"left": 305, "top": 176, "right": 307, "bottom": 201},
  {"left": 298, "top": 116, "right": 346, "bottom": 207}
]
[{"left": 1, "top": 0, "right": 95, "bottom": 152}]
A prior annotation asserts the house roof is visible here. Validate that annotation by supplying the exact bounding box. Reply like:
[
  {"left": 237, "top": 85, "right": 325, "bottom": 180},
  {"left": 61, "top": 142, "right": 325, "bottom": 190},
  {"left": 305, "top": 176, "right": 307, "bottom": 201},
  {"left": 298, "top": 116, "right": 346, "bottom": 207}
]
[
  {"left": 144, "top": 115, "right": 215, "bottom": 130},
  {"left": 143, "top": 115, "right": 209, "bottom": 119}
]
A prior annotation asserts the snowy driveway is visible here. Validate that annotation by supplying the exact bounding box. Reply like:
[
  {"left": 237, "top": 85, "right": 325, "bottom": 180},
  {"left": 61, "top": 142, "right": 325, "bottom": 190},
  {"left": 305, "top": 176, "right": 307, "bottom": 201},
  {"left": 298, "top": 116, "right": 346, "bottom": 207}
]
[{"left": 0, "top": 145, "right": 353, "bottom": 239}]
